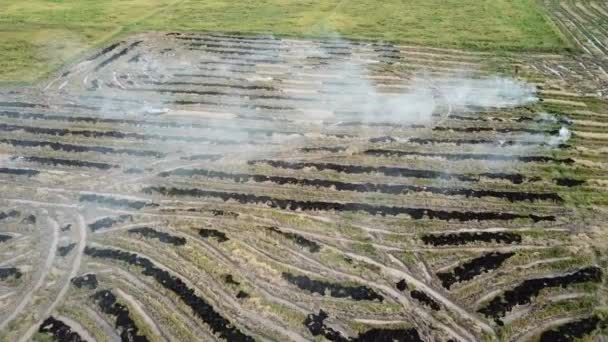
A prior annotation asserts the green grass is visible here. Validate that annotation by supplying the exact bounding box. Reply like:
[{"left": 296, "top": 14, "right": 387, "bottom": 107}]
[{"left": 0, "top": 0, "right": 569, "bottom": 83}]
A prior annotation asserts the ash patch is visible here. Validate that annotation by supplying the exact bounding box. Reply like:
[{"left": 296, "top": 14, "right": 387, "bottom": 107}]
[
  {"left": 38, "top": 316, "right": 84, "bottom": 342},
  {"left": 282, "top": 272, "right": 383, "bottom": 302},
  {"left": 71, "top": 274, "right": 98, "bottom": 289}
]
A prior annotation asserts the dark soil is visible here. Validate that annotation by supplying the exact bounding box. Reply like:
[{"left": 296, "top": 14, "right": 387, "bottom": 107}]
[
  {"left": 94, "top": 41, "right": 142, "bottom": 71},
  {"left": 128, "top": 227, "right": 186, "bottom": 246},
  {"left": 540, "top": 315, "right": 604, "bottom": 342},
  {"left": 555, "top": 178, "right": 585, "bottom": 187},
  {"left": 143, "top": 186, "right": 554, "bottom": 222},
  {"left": 437, "top": 252, "right": 515, "bottom": 289},
  {"left": 57, "top": 243, "right": 77, "bottom": 257},
  {"left": 160, "top": 168, "right": 562, "bottom": 202},
  {"left": 0, "top": 267, "right": 21, "bottom": 280},
  {"left": 300, "top": 146, "right": 348, "bottom": 153},
  {"left": 236, "top": 291, "right": 249, "bottom": 299},
  {"left": 88, "top": 215, "right": 133, "bottom": 232},
  {"left": 223, "top": 274, "right": 240, "bottom": 286},
  {"left": 410, "top": 290, "right": 440, "bottom": 310},
  {"left": 181, "top": 154, "right": 223, "bottom": 161},
  {"left": 282, "top": 272, "right": 383, "bottom": 301},
  {"left": 38, "top": 316, "right": 84, "bottom": 342},
  {"left": 248, "top": 160, "right": 529, "bottom": 184},
  {"left": 80, "top": 195, "right": 156, "bottom": 210},
  {"left": 0, "top": 210, "right": 20, "bottom": 221},
  {"left": 0, "top": 138, "right": 164, "bottom": 158},
  {"left": 478, "top": 266, "right": 603, "bottom": 324},
  {"left": 421, "top": 232, "right": 522, "bottom": 246},
  {"left": 91, "top": 290, "right": 149, "bottom": 342},
  {"left": 265, "top": 226, "right": 320, "bottom": 253},
  {"left": 405, "top": 137, "right": 565, "bottom": 147},
  {"left": 71, "top": 274, "right": 98, "bottom": 289},
  {"left": 363, "top": 149, "right": 574, "bottom": 164},
  {"left": 87, "top": 42, "right": 121, "bottom": 61},
  {"left": 0, "top": 101, "right": 47, "bottom": 109},
  {"left": 304, "top": 310, "right": 422, "bottom": 342},
  {"left": 0, "top": 168, "right": 40, "bottom": 177},
  {"left": 396, "top": 279, "right": 408, "bottom": 291},
  {"left": 198, "top": 228, "right": 229, "bottom": 243},
  {"left": 85, "top": 247, "right": 255, "bottom": 342},
  {"left": 21, "top": 214, "right": 36, "bottom": 224},
  {"left": 433, "top": 126, "right": 559, "bottom": 135},
  {"left": 14, "top": 156, "right": 116, "bottom": 170}
]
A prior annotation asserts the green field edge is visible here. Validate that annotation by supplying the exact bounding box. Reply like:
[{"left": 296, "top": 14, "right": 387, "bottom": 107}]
[{"left": 0, "top": 0, "right": 581, "bottom": 87}]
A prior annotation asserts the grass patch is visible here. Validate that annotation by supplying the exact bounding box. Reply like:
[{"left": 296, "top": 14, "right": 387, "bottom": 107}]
[{"left": 0, "top": 0, "right": 569, "bottom": 82}]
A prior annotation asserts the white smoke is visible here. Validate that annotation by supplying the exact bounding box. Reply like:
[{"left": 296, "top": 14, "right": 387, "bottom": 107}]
[
  {"left": 548, "top": 126, "right": 571, "bottom": 146},
  {"left": 309, "top": 56, "right": 537, "bottom": 125}
]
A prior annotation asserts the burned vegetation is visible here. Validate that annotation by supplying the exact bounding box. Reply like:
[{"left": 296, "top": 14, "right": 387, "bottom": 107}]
[{"left": 0, "top": 30, "right": 607, "bottom": 342}]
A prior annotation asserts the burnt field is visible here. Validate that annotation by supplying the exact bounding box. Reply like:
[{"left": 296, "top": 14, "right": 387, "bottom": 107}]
[{"left": 0, "top": 31, "right": 607, "bottom": 342}]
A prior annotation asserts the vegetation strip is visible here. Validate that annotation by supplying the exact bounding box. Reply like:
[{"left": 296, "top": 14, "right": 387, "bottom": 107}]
[
  {"left": 85, "top": 247, "right": 255, "bottom": 341},
  {"left": 436, "top": 252, "right": 515, "bottom": 289},
  {"left": 282, "top": 272, "right": 383, "bottom": 301},
  {"left": 248, "top": 160, "right": 528, "bottom": 184},
  {"left": 478, "top": 267, "right": 603, "bottom": 324},
  {"left": 159, "top": 168, "right": 562, "bottom": 202},
  {"left": 142, "top": 186, "right": 555, "bottom": 222}
]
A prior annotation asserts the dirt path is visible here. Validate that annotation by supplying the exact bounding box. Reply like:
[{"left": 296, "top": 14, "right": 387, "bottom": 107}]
[
  {"left": 241, "top": 241, "right": 477, "bottom": 341},
  {"left": 115, "top": 287, "right": 163, "bottom": 338},
  {"left": 93, "top": 243, "right": 308, "bottom": 342},
  {"left": 0, "top": 216, "right": 59, "bottom": 330},
  {"left": 19, "top": 212, "right": 87, "bottom": 342},
  {"left": 341, "top": 250, "right": 495, "bottom": 337},
  {"left": 107, "top": 266, "right": 212, "bottom": 341},
  {"left": 56, "top": 314, "right": 98, "bottom": 342},
  {"left": 85, "top": 306, "right": 121, "bottom": 342},
  {"left": 513, "top": 315, "right": 586, "bottom": 342}
]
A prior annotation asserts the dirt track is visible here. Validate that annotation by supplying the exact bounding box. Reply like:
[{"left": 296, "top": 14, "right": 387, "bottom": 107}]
[{"left": 0, "top": 31, "right": 606, "bottom": 341}]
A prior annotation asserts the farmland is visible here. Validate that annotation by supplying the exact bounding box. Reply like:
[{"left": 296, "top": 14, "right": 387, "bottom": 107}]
[
  {"left": 1, "top": 1, "right": 608, "bottom": 342},
  {"left": 0, "top": 0, "right": 566, "bottom": 83}
]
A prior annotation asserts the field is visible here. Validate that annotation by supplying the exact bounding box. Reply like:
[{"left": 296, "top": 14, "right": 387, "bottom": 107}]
[
  {"left": 1, "top": 1, "right": 608, "bottom": 342},
  {"left": 0, "top": 0, "right": 568, "bottom": 83}
]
